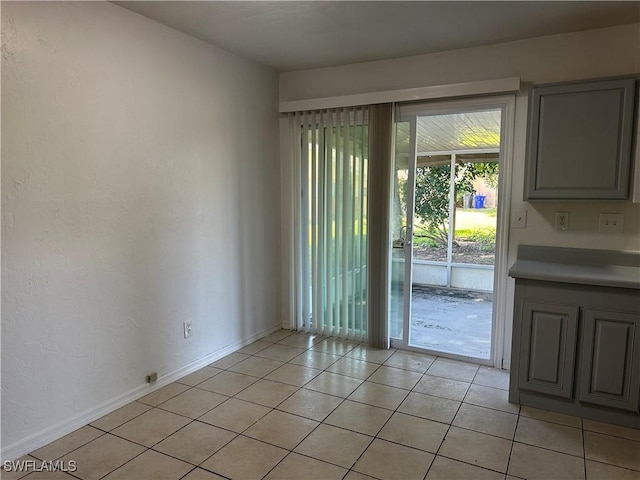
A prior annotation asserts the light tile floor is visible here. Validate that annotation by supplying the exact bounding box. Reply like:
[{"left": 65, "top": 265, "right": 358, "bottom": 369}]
[{"left": 5, "top": 330, "right": 640, "bottom": 480}]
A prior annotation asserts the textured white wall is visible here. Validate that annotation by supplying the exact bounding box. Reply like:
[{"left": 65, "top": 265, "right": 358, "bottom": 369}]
[
  {"left": 1, "top": 1, "right": 280, "bottom": 456},
  {"left": 280, "top": 24, "right": 640, "bottom": 102},
  {"left": 279, "top": 23, "right": 640, "bottom": 365}
]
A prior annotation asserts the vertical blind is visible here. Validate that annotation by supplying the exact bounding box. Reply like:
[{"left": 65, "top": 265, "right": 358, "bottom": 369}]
[
  {"left": 289, "top": 107, "right": 369, "bottom": 341},
  {"left": 367, "top": 103, "right": 394, "bottom": 349}
]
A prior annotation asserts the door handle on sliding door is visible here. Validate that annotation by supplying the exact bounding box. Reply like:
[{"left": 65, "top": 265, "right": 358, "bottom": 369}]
[
  {"left": 392, "top": 239, "right": 411, "bottom": 248},
  {"left": 393, "top": 225, "right": 411, "bottom": 248}
]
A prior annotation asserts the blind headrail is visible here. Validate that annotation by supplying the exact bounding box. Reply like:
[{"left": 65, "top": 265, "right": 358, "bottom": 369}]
[{"left": 279, "top": 77, "right": 521, "bottom": 113}]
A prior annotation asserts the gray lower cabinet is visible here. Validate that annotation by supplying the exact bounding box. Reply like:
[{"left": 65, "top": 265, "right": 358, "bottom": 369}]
[
  {"left": 579, "top": 310, "right": 640, "bottom": 411},
  {"left": 519, "top": 302, "right": 578, "bottom": 398},
  {"left": 509, "top": 279, "right": 640, "bottom": 428}
]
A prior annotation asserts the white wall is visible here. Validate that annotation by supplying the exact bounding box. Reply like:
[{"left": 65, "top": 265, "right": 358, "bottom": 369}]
[
  {"left": 1, "top": 2, "right": 280, "bottom": 458},
  {"left": 280, "top": 24, "right": 640, "bottom": 102},
  {"left": 280, "top": 23, "right": 640, "bottom": 366}
]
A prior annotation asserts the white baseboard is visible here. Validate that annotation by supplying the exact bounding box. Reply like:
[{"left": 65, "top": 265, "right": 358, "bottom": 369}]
[{"left": 1, "top": 324, "right": 283, "bottom": 462}]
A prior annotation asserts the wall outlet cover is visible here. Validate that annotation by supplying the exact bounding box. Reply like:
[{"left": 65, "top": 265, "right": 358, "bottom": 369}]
[
  {"left": 598, "top": 213, "right": 624, "bottom": 233},
  {"left": 183, "top": 319, "right": 193, "bottom": 338},
  {"left": 555, "top": 212, "right": 569, "bottom": 231},
  {"left": 512, "top": 206, "right": 527, "bottom": 229}
]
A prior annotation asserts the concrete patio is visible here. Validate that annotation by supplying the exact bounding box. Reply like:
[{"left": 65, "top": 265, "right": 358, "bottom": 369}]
[
  {"left": 391, "top": 285, "right": 493, "bottom": 360},
  {"left": 409, "top": 285, "right": 492, "bottom": 359}
]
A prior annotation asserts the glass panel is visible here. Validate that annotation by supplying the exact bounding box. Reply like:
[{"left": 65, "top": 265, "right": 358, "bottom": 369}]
[
  {"left": 406, "top": 109, "right": 501, "bottom": 360},
  {"left": 413, "top": 158, "right": 451, "bottom": 269},
  {"left": 452, "top": 160, "right": 498, "bottom": 266},
  {"left": 389, "top": 121, "right": 409, "bottom": 340}
]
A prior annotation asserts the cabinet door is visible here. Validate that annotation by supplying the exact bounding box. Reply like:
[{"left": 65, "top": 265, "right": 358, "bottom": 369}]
[
  {"left": 518, "top": 302, "right": 578, "bottom": 398},
  {"left": 526, "top": 77, "right": 636, "bottom": 200},
  {"left": 579, "top": 310, "right": 640, "bottom": 411}
]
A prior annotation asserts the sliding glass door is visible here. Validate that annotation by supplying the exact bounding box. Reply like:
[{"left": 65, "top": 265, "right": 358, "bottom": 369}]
[
  {"left": 389, "top": 119, "right": 414, "bottom": 342},
  {"left": 390, "top": 100, "right": 507, "bottom": 365}
]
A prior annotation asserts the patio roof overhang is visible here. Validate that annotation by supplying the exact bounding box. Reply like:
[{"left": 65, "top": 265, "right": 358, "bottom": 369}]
[{"left": 396, "top": 109, "right": 502, "bottom": 166}]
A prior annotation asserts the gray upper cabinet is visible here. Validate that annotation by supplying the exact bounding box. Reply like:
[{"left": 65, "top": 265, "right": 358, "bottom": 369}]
[{"left": 526, "top": 77, "right": 636, "bottom": 200}]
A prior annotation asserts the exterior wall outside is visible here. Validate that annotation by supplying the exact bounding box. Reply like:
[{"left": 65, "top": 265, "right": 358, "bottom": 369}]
[
  {"left": 392, "top": 260, "right": 494, "bottom": 292},
  {"left": 411, "top": 262, "right": 447, "bottom": 287},
  {"left": 450, "top": 265, "right": 494, "bottom": 292}
]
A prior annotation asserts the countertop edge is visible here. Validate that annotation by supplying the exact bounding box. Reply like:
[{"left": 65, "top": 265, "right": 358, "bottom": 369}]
[{"left": 509, "top": 260, "right": 640, "bottom": 290}]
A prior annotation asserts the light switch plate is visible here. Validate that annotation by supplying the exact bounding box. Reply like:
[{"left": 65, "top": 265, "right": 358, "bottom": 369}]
[{"left": 599, "top": 213, "right": 624, "bottom": 233}]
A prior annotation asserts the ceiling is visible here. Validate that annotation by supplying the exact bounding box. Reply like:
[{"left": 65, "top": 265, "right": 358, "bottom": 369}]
[
  {"left": 114, "top": 1, "right": 640, "bottom": 72},
  {"left": 394, "top": 109, "right": 501, "bottom": 161},
  {"left": 416, "top": 110, "right": 501, "bottom": 155}
]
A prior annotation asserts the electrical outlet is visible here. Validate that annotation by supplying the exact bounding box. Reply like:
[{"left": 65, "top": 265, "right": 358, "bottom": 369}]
[
  {"left": 183, "top": 319, "right": 193, "bottom": 338},
  {"left": 599, "top": 213, "right": 624, "bottom": 233},
  {"left": 555, "top": 212, "right": 569, "bottom": 231},
  {"left": 146, "top": 372, "right": 158, "bottom": 383},
  {"left": 511, "top": 206, "right": 527, "bottom": 229}
]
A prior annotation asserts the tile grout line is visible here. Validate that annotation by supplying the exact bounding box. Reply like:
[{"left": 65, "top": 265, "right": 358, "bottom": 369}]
[
  {"left": 432, "top": 349, "right": 513, "bottom": 475},
  {"left": 340, "top": 354, "right": 500, "bottom": 479},
  {"left": 426, "top": 360, "right": 534, "bottom": 478},
  {"left": 258, "top": 337, "right": 408, "bottom": 479},
  {"left": 364, "top": 355, "right": 438, "bottom": 480},
  {"left": 100, "top": 337, "right": 305, "bottom": 479},
  {"left": 504, "top": 400, "right": 523, "bottom": 479},
  {"left": 327, "top": 356, "right": 410, "bottom": 479},
  {"left": 581, "top": 427, "right": 640, "bottom": 443},
  {"left": 203, "top": 334, "right": 357, "bottom": 480},
  {"left": 427, "top": 359, "right": 482, "bottom": 477},
  {"left": 176, "top": 465, "right": 198, "bottom": 480},
  {"left": 192, "top": 331, "right": 303, "bottom": 479},
  {"left": 95, "top": 442, "right": 150, "bottom": 480},
  {"left": 28, "top": 428, "right": 106, "bottom": 462},
  {"left": 255, "top": 334, "right": 368, "bottom": 480},
  {"left": 150, "top": 421, "right": 238, "bottom": 469},
  {"left": 581, "top": 416, "right": 587, "bottom": 480},
  {"left": 215, "top": 339, "right": 471, "bottom": 478}
]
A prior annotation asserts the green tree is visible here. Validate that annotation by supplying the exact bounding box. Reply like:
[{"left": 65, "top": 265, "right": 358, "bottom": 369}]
[{"left": 409, "top": 161, "right": 498, "bottom": 247}]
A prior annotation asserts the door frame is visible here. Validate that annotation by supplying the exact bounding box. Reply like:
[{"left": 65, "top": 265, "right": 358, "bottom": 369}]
[{"left": 389, "top": 95, "right": 516, "bottom": 369}]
